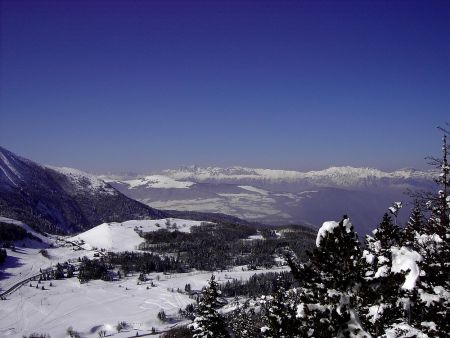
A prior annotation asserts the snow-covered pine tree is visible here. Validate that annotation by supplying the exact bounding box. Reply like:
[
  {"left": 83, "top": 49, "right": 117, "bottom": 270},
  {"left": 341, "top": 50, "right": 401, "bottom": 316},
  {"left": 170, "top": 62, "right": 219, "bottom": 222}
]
[
  {"left": 402, "top": 200, "right": 424, "bottom": 247},
  {"left": 425, "top": 129, "right": 450, "bottom": 235},
  {"left": 191, "top": 275, "right": 230, "bottom": 338},
  {"left": 229, "top": 299, "right": 261, "bottom": 338},
  {"left": 310, "top": 216, "right": 362, "bottom": 293},
  {"left": 286, "top": 216, "right": 370, "bottom": 337},
  {"left": 370, "top": 213, "right": 401, "bottom": 248},
  {"left": 407, "top": 130, "right": 450, "bottom": 337},
  {"left": 359, "top": 213, "right": 405, "bottom": 336},
  {"left": 260, "top": 276, "right": 301, "bottom": 338}
]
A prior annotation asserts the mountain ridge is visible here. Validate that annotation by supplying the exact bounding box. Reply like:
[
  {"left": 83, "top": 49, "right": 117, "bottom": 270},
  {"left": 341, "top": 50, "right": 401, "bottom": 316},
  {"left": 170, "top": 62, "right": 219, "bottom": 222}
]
[
  {"left": 0, "top": 146, "right": 166, "bottom": 234},
  {"left": 101, "top": 165, "right": 435, "bottom": 192},
  {"left": 104, "top": 165, "right": 435, "bottom": 234},
  {"left": 162, "top": 165, "right": 434, "bottom": 187}
]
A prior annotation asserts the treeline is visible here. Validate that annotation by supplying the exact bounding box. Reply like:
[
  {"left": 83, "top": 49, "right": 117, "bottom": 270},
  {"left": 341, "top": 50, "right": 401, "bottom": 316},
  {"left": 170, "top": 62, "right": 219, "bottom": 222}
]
[
  {"left": 163, "top": 210, "right": 262, "bottom": 228},
  {"left": 0, "top": 222, "right": 41, "bottom": 242},
  {"left": 78, "top": 257, "right": 110, "bottom": 283},
  {"left": 107, "top": 251, "right": 185, "bottom": 274},
  {"left": 77, "top": 251, "right": 187, "bottom": 283},
  {"left": 218, "top": 271, "right": 297, "bottom": 298},
  {"left": 138, "top": 223, "right": 315, "bottom": 271}
]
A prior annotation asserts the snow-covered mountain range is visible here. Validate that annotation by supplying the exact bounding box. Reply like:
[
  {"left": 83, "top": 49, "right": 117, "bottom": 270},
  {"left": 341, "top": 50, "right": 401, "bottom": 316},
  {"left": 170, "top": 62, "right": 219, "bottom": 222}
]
[
  {"left": 159, "top": 165, "right": 434, "bottom": 189},
  {"left": 165, "top": 165, "right": 432, "bottom": 184},
  {"left": 104, "top": 165, "right": 435, "bottom": 234}
]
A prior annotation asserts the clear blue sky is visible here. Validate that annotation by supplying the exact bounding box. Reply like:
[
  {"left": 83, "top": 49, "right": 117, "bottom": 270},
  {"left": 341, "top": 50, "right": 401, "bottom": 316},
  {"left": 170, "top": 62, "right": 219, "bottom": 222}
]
[{"left": 1, "top": 0, "right": 449, "bottom": 172}]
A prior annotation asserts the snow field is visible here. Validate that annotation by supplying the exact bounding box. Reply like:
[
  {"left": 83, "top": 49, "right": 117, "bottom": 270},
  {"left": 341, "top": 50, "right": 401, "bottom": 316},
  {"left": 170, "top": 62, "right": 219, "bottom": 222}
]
[
  {"left": 1, "top": 265, "right": 287, "bottom": 338},
  {"left": 1, "top": 276, "right": 191, "bottom": 337},
  {"left": 69, "top": 218, "right": 212, "bottom": 251},
  {"left": 124, "top": 175, "right": 195, "bottom": 189},
  {"left": 1, "top": 217, "right": 287, "bottom": 337}
]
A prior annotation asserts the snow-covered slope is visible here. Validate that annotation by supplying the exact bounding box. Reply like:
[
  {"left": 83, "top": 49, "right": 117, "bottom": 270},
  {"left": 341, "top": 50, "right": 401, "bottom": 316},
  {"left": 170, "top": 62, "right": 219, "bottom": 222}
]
[
  {"left": 121, "top": 175, "right": 195, "bottom": 189},
  {"left": 0, "top": 146, "right": 166, "bottom": 234},
  {"left": 0, "top": 216, "right": 53, "bottom": 247},
  {"left": 69, "top": 218, "right": 211, "bottom": 251},
  {"left": 1, "top": 262, "right": 284, "bottom": 338},
  {"left": 48, "top": 166, "right": 117, "bottom": 195}
]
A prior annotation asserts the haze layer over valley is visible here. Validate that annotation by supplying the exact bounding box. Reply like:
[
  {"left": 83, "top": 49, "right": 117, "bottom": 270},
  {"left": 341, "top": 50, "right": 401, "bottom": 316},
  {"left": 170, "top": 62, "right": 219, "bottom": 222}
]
[{"left": 104, "top": 165, "right": 435, "bottom": 234}]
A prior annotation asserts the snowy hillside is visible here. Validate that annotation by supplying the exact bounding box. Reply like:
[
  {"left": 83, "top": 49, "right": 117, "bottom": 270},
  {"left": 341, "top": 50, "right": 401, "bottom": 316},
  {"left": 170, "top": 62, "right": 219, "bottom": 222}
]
[
  {"left": 0, "top": 146, "right": 166, "bottom": 234},
  {"left": 48, "top": 166, "right": 117, "bottom": 195},
  {"left": 0, "top": 216, "right": 53, "bottom": 247},
  {"left": 0, "top": 146, "right": 37, "bottom": 189},
  {"left": 69, "top": 218, "right": 211, "bottom": 251}
]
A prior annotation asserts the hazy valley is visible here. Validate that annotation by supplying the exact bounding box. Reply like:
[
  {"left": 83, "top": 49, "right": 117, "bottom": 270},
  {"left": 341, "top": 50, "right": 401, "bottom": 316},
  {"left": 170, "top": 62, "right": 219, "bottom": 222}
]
[{"left": 104, "top": 165, "right": 435, "bottom": 234}]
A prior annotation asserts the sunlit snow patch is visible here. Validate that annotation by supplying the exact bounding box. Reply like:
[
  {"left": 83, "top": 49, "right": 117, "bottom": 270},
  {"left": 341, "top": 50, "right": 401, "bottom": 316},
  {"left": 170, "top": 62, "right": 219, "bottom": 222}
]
[
  {"left": 124, "top": 175, "right": 195, "bottom": 189},
  {"left": 391, "top": 246, "right": 422, "bottom": 290},
  {"left": 238, "top": 185, "right": 269, "bottom": 195},
  {"left": 316, "top": 218, "right": 353, "bottom": 247}
]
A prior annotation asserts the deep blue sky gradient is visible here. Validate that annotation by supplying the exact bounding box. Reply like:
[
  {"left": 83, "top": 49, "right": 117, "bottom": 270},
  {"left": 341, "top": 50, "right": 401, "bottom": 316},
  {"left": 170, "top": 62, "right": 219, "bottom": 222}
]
[{"left": 1, "top": 0, "right": 449, "bottom": 172}]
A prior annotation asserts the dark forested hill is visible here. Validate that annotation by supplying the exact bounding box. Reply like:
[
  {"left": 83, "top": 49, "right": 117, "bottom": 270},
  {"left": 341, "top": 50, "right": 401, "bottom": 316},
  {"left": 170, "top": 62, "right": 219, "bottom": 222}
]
[{"left": 0, "top": 146, "right": 166, "bottom": 234}]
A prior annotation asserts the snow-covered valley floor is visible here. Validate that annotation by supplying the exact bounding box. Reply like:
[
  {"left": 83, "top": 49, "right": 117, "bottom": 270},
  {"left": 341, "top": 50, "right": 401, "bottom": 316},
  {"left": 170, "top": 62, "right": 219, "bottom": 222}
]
[{"left": 0, "top": 217, "right": 286, "bottom": 338}]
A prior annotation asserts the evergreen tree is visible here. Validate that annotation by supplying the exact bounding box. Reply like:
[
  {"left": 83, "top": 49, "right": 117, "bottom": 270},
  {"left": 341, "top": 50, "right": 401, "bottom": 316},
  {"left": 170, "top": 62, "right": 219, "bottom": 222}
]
[
  {"left": 380, "top": 129, "right": 450, "bottom": 337},
  {"left": 54, "top": 263, "right": 65, "bottom": 279},
  {"left": 191, "top": 275, "right": 229, "bottom": 338},
  {"left": 402, "top": 200, "right": 424, "bottom": 246},
  {"left": 425, "top": 130, "right": 450, "bottom": 234},
  {"left": 407, "top": 130, "right": 450, "bottom": 337},
  {"left": 359, "top": 213, "right": 405, "bottom": 336},
  {"left": 260, "top": 277, "right": 300, "bottom": 338},
  {"left": 229, "top": 299, "right": 261, "bottom": 338},
  {"left": 370, "top": 213, "right": 400, "bottom": 248},
  {"left": 286, "top": 216, "right": 369, "bottom": 337}
]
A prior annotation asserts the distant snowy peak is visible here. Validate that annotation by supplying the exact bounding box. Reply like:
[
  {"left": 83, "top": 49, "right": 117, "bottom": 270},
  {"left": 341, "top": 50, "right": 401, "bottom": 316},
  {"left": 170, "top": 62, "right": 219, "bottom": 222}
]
[
  {"left": 108, "top": 165, "right": 435, "bottom": 191},
  {"left": 122, "top": 175, "right": 195, "bottom": 189},
  {"left": 48, "top": 166, "right": 117, "bottom": 195},
  {"left": 162, "top": 165, "right": 434, "bottom": 187},
  {"left": 298, "top": 166, "right": 435, "bottom": 187}
]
